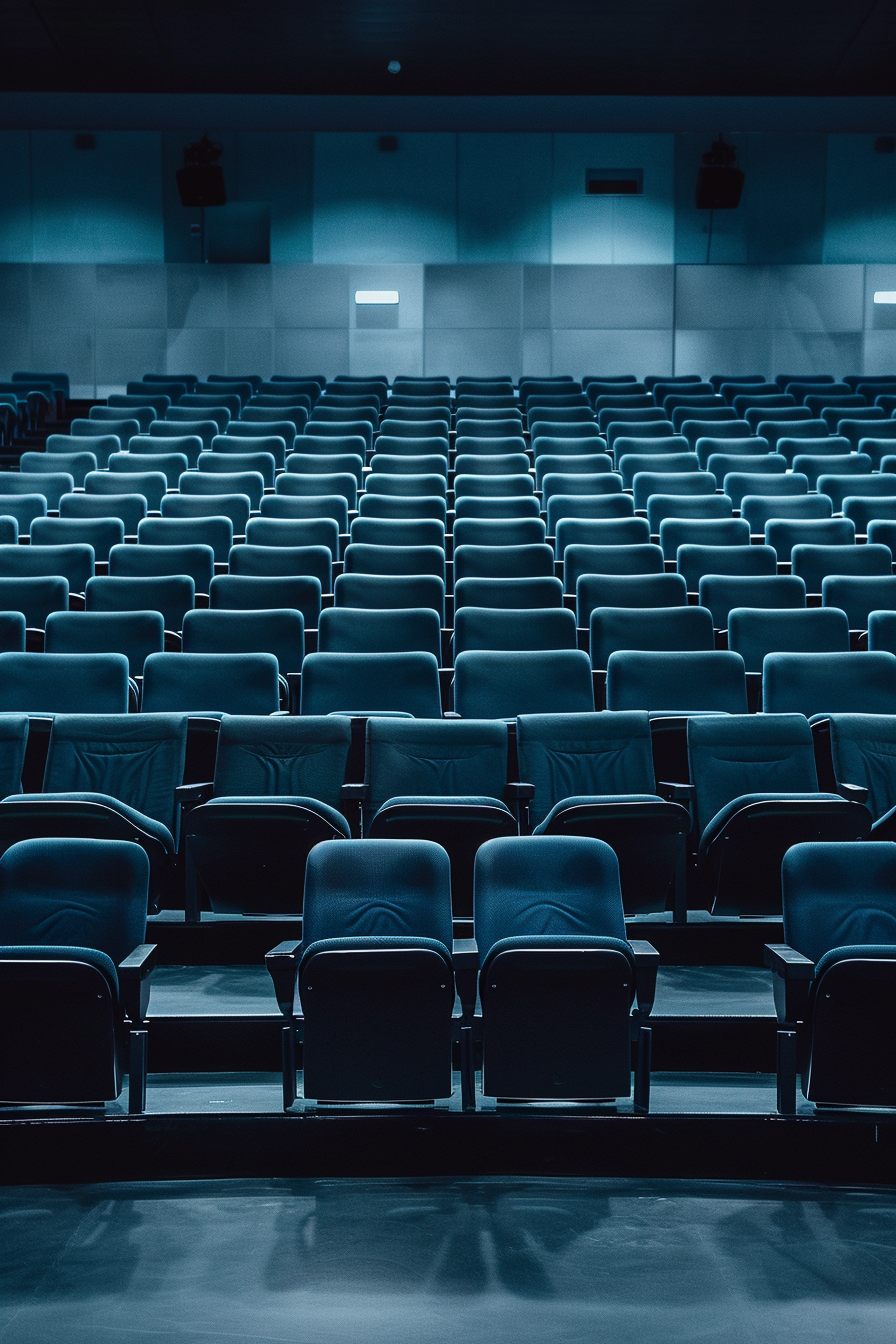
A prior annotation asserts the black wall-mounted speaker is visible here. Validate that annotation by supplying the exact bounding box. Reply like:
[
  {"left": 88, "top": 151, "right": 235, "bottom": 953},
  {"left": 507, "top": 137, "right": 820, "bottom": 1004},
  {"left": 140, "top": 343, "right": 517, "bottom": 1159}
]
[
  {"left": 176, "top": 164, "right": 227, "bottom": 208},
  {"left": 695, "top": 165, "right": 744, "bottom": 210}
]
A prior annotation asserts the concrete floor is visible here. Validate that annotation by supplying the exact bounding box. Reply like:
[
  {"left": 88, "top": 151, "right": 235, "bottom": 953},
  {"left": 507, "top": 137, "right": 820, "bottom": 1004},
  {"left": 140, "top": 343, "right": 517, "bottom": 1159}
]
[{"left": 0, "top": 1177, "right": 894, "bottom": 1342}]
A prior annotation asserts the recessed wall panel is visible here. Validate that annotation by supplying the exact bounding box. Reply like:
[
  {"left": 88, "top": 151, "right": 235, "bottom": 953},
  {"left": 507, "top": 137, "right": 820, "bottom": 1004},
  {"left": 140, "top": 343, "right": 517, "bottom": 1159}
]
[
  {"left": 424, "top": 265, "right": 521, "bottom": 329},
  {"left": 552, "top": 265, "right": 674, "bottom": 330},
  {"left": 424, "top": 328, "right": 521, "bottom": 381},
  {"left": 551, "top": 328, "right": 673, "bottom": 380},
  {"left": 457, "top": 133, "right": 551, "bottom": 263},
  {"left": 552, "top": 134, "right": 675, "bottom": 265},
  {"left": 273, "top": 328, "right": 350, "bottom": 381}
]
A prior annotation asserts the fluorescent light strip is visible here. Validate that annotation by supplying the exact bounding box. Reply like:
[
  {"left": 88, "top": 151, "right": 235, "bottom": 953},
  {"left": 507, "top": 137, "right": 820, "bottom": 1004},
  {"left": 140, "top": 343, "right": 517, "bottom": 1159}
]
[
  {"left": 874, "top": 292, "right": 896, "bottom": 304},
  {"left": 355, "top": 290, "right": 399, "bottom": 305}
]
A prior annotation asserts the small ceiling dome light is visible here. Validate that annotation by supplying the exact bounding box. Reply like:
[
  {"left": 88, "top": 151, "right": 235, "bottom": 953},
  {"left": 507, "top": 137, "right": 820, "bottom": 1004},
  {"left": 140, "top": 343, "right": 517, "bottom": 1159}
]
[{"left": 387, "top": 59, "right": 401, "bottom": 73}]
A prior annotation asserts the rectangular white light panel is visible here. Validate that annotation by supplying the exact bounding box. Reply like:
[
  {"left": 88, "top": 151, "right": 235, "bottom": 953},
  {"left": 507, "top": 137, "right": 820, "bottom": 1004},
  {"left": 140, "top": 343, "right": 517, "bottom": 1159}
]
[
  {"left": 873, "top": 292, "right": 896, "bottom": 304},
  {"left": 354, "top": 290, "right": 399, "bottom": 305}
]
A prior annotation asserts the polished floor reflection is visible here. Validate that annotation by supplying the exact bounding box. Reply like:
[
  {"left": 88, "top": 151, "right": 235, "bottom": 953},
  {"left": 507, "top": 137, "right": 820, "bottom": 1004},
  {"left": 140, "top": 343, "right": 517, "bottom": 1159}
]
[{"left": 0, "top": 1177, "right": 895, "bottom": 1342}]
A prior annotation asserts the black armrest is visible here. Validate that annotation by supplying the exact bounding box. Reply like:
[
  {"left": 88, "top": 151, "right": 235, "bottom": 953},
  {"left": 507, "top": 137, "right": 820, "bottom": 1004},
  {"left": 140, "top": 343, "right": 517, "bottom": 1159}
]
[
  {"left": 629, "top": 939, "right": 660, "bottom": 1017},
  {"left": 765, "top": 942, "right": 813, "bottom": 1027},
  {"left": 764, "top": 943, "right": 814, "bottom": 977},
  {"left": 340, "top": 783, "right": 368, "bottom": 802},
  {"left": 265, "top": 940, "right": 301, "bottom": 1018},
  {"left": 119, "top": 942, "right": 158, "bottom": 1025},
  {"left": 657, "top": 781, "right": 695, "bottom": 803},
  {"left": 837, "top": 782, "right": 870, "bottom": 805},
  {"left": 453, "top": 937, "right": 479, "bottom": 1020},
  {"left": 176, "top": 781, "right": 214, "bottom": 809},
  {"left": 505, "top": 782, "right": 535, "bottom": 802}
]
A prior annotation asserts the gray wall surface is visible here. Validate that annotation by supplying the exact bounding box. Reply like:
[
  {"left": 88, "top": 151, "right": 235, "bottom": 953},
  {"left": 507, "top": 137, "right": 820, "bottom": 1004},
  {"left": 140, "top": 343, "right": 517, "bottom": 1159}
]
[{"left": 2, "top": 262, "right": 895, "bottom": 396}]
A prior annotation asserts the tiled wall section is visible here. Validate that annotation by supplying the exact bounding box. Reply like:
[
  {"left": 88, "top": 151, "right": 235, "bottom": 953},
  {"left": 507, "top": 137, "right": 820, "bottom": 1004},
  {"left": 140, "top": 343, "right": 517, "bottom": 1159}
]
[{"left": 1, "top": 262, "right": 893, "bottom": 396}]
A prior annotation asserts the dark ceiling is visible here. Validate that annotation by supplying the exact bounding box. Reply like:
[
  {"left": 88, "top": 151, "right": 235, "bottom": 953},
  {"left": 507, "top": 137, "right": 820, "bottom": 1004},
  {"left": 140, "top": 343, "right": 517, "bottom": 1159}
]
[{"left": 4, "top": 0, "right": 896, "bottom": 96}]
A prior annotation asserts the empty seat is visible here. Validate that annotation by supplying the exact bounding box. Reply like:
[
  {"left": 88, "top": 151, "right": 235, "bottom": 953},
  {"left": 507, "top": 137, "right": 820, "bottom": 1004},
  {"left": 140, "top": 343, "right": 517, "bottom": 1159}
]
[
  {"left": 474, "top": 835, "right": 657, "bottom": 1104},
  {"left": 740, "top": 494, "right": 832, "bottom": 533},
  {"left": 209, "top": 575, "right": 321, "bottom": 629},
  {"left": 300, "top": 652, "right": 442, "bottom": 718},
  {"left": 183, "top": 715, "right": 351, "bottom": 921},
  {"left": 546, "top": 494, "right": 634, "bottom": 532},
  {"left": 72, "top": 418, "right": 140, "bottom": 451},
  {"left": 793, "top": 454, "right": 872, "bottom": 491},
  {"left": 659, "top": 517, "right": 750, "bottom": 560},
  {"left": 334, "top": 574, "right": 445, "bottom": 621},
  {"left": 260, "top": 494, "right": 349, "bottom": 531},
  {"left": 197, "top": 449, "right": 275, "bottom": 488},
  {"left": 453, "top": 649, "right": 594, "bottom": 718},
  {"left": 85, "top": 470, "right": 167, "bottom": 512},
  {"left": 677, "top": 543, "right": 777, "bottom": 592},
  {"left": 576, "top": 573, "right": 688, "bottom": 626},
  {"left": 756, "top": 419, "right": 828, "bottom": 457},
  {"left": 181, "top": 470, "right": 265, "bottom": 512},
  {"left": 453, "top": 606, "right": 576, "bottom": 654},
  {"left": 728, "top": 607, "right": 849, "bottom": 673},
  {"left": 0, "top": 495, "right": 46, "bottom": 538},
  {"left": 228, "top": 544, "right": 332, "bottom": 590},
  {"left": 363, "top": 718, "right": 517, "bottom": 917},
  {"left": 0, "top": 837, "right": 153, "bottom": 1111},
  {"left": 791, "top": 542, "right": 892, "bottom": 594},
  {"left": 0, "top": 543, "right": 93, "bottom": 594},
  {"left": 86, "top": 576, "right": 195, "bottom": 634},
  {"left": 246, "top": 517, "right": 340, "bottom": 557},
  {"left": 0, "top": 472, "right": 73, "bottom": 512},
  {"left": 141, "top": 652, "right": 280, "bottom": 716},
  {"left": 632, "top": 471, "right": 716, "bottom": 513},
  {"left": 454, "top": 577, "right": 562, "bottom": 610},
  {"left": 129, "top": 434, "right": 203, "bottom": 470},
  {"left": 763, "top": 651, "right": 896, "bottom": 716},
  {"left": 454, "top": 474, "right": 533, "bottom": 499},
  {"left": 454, "top": 543, "right": 553, "bottom": 582},
  {"left": 138, "top": 516, "right": 232, "bottom": 564},
  {"left": 619, "top": 452, "right": 699, "bottom": 491},
  {"left": 109, "top": 543, "right": 214, "bottom": 596},
  {"left": 696, "top": 436, "right": 769, "bottom": 471},
  {"left": 44, "top": 610, "right": 164, "bottom": 674},
  {"left": 564, "top": 543, "right": 665, "bottom": 591},
  {"left": 822, "top": 575, "right": 896, "bottom": 631},
  {"left": 605, "top": 650, "right": 748, "bottom": 714},
  {"left": 765, "top": 517, "right": 855, "bottom": 560},
  {"left": 821, "top": 474, "right": 896, "bottom": 515},
  {"left": 724, "top": 472, "right": 809, "bottom": 510},
  {"left": 30, "top": 517, "right": 124, "bottom": 564},
  {"left": 150, "top": 419, "right": 219, "bottom": 458},
  {"left": 769, "top": 843, "right": 896, "bottom": 1111},
  {"left": 359, "top": 493, "right": 447, "bottom": 521},
  {"left": 343, "top": 543, "right": 444, "bottom": 582},
  {"left": 182, "top": 608, "right": 305, "bottom": 676},
  {"left": 687, "top": 714, "right": 868, "bottom": 918},
  {"left": 554, "top": 517, "right": 650, "bottom": 558},
  {"left": 698, "top": 574, "right": 807, "bottom": 630},
  {"left": 452, "top": 518, "right": 545, "bottom": 549},
  {"left": 590, "top": 606, "right": 714, "bottom": 669},
  {"left": 228, "top": 420, "right": 298, "bottom": 456},
  {"left": 646, "top": 494, "right": 733, "bottom": 533},
  {"left": 707, "top": 452, "right": 785, "bottom": 489},
  {"left": 318, "top": 607, "right": 441, "bottom": 658},
  {"left": 453, "top": 496, "right": 539, "bottom": 520},
  {"left": 0, "top": 652, "right": 129, "bottom": 713}
]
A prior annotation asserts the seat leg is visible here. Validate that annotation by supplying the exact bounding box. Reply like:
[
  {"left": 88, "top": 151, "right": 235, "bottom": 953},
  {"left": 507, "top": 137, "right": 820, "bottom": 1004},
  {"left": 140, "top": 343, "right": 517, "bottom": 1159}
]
[
  {"left": 281, "top": 1020, "right": 297, "bottom": 1111},
  {"left": 128, "top": 1029, "right": 148, "bottom": 1114},
  {"left": 776, "top": 1028, "right": 797, "bottom": 1115},
  {"left": 184, "top": 845, "right": 201, "bottom": 924},
  {"left": 672, "top": 844, "right": 688, "bottom": 925},
  {"left": 460, "top": 1022, "right": 476, "bottom": 1112},
  {"left": 633, "top": 1024, "right": 652, "bottom": 1114}
]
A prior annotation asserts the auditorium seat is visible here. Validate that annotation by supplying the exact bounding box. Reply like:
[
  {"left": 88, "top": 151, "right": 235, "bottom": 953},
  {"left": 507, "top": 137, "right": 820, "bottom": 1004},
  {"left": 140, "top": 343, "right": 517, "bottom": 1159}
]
[
  {"left": 87, "top": 575, "right": 195, "bottom": 634},
  {"left": 228, "top": 420, "right": 298, "bottom": 456},
  {"left": 632, "top": 470, "right": 716, "bottom": 513},
  {"left": 0, "top": 542, "right": 93, "bottom": 594},
  {"left": 0, "top": 495, "right": 46, "bottom": 539},
  {"left": 724, "top": 471, "right": 809, "bottom": 510},
  {"left": 247, "top": 516, "right": 340, "bottom": 557},
  {"left": 150, "top": 418, "right": 220, "bottom": 457},
  {"left": 181, "top": 469, "right": 266, "bottom": 512},
  {"left": 677, "top": 543, "right": 777, "bottom": 593},
  {"left": 762, "top": 651, "right": 896, "bottom": 717},
  {"left": 740, "top": 494, "right": 832, "bottom": 533},
  {"left": 821, "top": 575, "right": 896, "bottom": 633},
  {"left": 85, "top": 470, "right": 167, "bottom": 513},
  {"left": 0, "top": 472, "right": 73, "bottom": 512},
  {"left": 363, "top": 718, "right": 517, "bottom": 917},
  {"left": 769, "top": 842, "right": 896, "bottom": 1112},
  {"left": 455, "top": 543, "right": 553, "bottom": 581},
  {"left": 605, "top": 649, "right": 748, "bottom": 714},
  {"left": 515, "top": 710, "right": 689, "bottom": 918},
  {"left": 659, "top": 517, "right": 750, "bottom": 560},
  {"left": 343, "top": 542, "right": 445, "bottom": 583},
  {"left": 686, "top": 713, "right": 868, "bottom": 917},
  {"left": 791, "top": 542, "right": 892, "bottom": 595},
  {"left": 92, "top": 403, "right": 156, "bottom": 433},
  {"left": 765, "top": 517, "right": 855, "bottom": 560},
  {"left": 727, "top": 607, "right": 850, "bottom": 678},
  {"left": 141, "top": 652, "right": 281, "bottom": 716},
  {"left": 756, "top": 419, "right": 828, "bottom": 457},
  {"left": 300, "top": 651, "right": 442, "bottom": 718},
  {"left": 44, "top": 610, "right": 164, "bottom": 674},
  {"left": 319, "top": 606, "right": 441, "bottom": 658},
  {"left": 0, "top": 837, "right": 154, "bottom": 1111},
  {"left": 270, "top": 839, "right": 455, "bottom": 1106},
  {"left": 0, "top": 651, "right": 129, "bottom": 714},
  {"left": 109, "top": 542, "right": 214, "bottom": 596},
  {"left": 209, "top": 575, "right": 321, "bottom": 629},
  {"left": 473, "top": 835, "right": 657, "bottom": 1106},
  {"left": 696, "top": 435, "right": 769, "bottom": 471},
  {"left": 72, "top": 418, "right": 139, "bottom": 451},
  {"left": 453, "top": 606, "right": 576, "bottom": 654},
  {"left": 46, "top": 433, "right": 118, "bottom": 470},
  {"left": 260, "top": 494, "right": 349, "bottom": 531},
  {"left": 681, "top": 418, "right": 751, "bottom": 452},
  {"left": 793, "top": 453, "right": 872, "bottom": 491},
  {"left": 707, "top": 451, "right": 785, "bottom": 490},
  {"left": 452, "top": 518, "right": 545, "bottom": 549},
  {"left": 229, "top": 543, "right": 332, "bottom": 590},
  {"left": 334, "top": 573, "right": 445, "bottom": 620},
  {"left": 454, "top": 495, "right": 539, "bottom": 520},
  {"left": 576, "top": 572, "right": 688, "bottom": 626},
  {"left": 182, "top": 714, "right": 351, "bottom": 921},
  {"left": 554, "top": 517, "right": 650, "bottom": 558},
  {"left": 139, "top": 516, "right": 232, "bottom": 564},
  {"left": 453, "top": 649, "right": 594, "bottom": 718},
  {"left": 698, "top": 574, "right": 807, "bottom": 631}
]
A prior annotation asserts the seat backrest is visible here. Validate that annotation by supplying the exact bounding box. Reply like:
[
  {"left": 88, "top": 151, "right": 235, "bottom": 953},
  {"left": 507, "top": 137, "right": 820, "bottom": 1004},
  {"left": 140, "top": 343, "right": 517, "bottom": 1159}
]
[
  {"left": 299, "top": 651, "right": 442, "bottom": 718},
  {"left": 31, "top": 517, "right": 124, "bottom": 563},
  {"left": 333, "top": 573, "right": 445, "bottom": 620},
  {"left": 318, "top": 606, "right": 441, "bottom": 658},
  {"left": 228, "top": 543, "right": 333, "bottom": 589},
  {"left": 724, "top": 472, "right": 809, "bottom": 509},
  {"left": 86, "top": 575, "right": 195, "bottom": 633},
  {"left": 212, "top": 714, "right": 351, "bottom": 806},
  {"left": 516, "top": 710, "right": 655, "bottom": 825},
  {"left": 791, "top": 542, "right": 892, "bottom": 593},
  {"left": 453, "top": 495, "right": 539, "bottom": 520},
  {"left": 687, "top": 712, "right": 819, "bottom": 835},
  {"left": 632, "top": 470, "right": 716, "bottom": 512},
  {"left": 565, "top": 544, "right": 665, "bottom": 591},
  {"left": 138, "top": 516, "right": 232, "bottom": 563},
  {"left": 130, "top": 433, "right": 202, "bottom": 469},
  {"left": 342, "top": 542, "right": 445, "bottom": 581},
  {"left": 473, "top": 835, "right": 626, "bottom": 964},
  {"left": 453, "top": 576, "right": 562, "bottom": 611},
  {"left": 590, "top": 606, "right": 714, "bottom": 668},
  {"left": 0, "top": 651, "right": 129, "bottom": 713},
  {"left": 141, "top": 652, "right": 281, "bottom": 715},
  {"left": 453, "top": 649, "right": 594, "bottom": 718},
  {"left": 366, "top": 717, "right": 508, "bottom": 812},
  {"left": 245, "top": 517, "right": 340, "bottom": 556},
  {"left": 782, "top": 842, "right": 896, "bottom": 964},
  {"left": 728, "top": 606, "right": 849, "bottom": 672},
  {"left": 677, "top": 543, "right": 777, "bottom": 591},
  {"left": 150, "top": 418, "right": 220, "bottom": 455},
  {"left": 576, "top": 572, "right": 687, "bottom": 624},
  {"left": 109, "top": 542, "right": 214, "bottom": 594},
  {"left": 740, "top": 493, "right": 832, "bottom": 532},
  {"left": 208, "top": 574, "right": 321, "bottom": 627},
  {"left": 259, "top": 493, "right": 348, "bottom": 530},
  {"left": 605, "top": 649, "right": 748, "bottom": 713},
  {"left": 659, "top": 517, "right": 750, "bottom": 560},
  {"left": 44, "top": 610, "right": 165, "bottom": 674},
  {"left": 302, "top": 839, "right": 452, "bottom": 954},
  {"left": 554, "top": 518, "right": 650, "bottom": 558},
  {"left": 826, "top": 714, "right": 896, "bottom": 823},
  {"left": 0, "top": 714, "right": 29, "bottom": 795},
  {"left": 453, "top": 606, "right": 576, "bottom": 654},
  {"left": 0, "top": 837, "right": 148, "bottom": 968},
  {"left": 182, "top": 607, "right": 305, "bottom": 672},
  {"left": 763, "top": 651, "right": 896, "bottom": 716},
  {"left": 454, "top": 543, "right": 553, "bottom": 582},
  {"left": 180, "top": 470, "right": 265, "bottom": 511},
  {"left": 44, "top": 712, "right": 188, "bottom": 834},
  {"left": 821, "top": 575, "right": 896, "bottom": 629},
  {"left": 698, "top": 574, "right": 806, "bottom": 628}
]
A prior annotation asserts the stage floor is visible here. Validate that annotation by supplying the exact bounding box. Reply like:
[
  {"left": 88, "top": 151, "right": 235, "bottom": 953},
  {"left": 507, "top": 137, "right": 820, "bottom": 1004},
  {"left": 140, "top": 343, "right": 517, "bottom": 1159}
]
[{"left": 0, "top": 1176, "right": 894, "bottom": 1344}]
